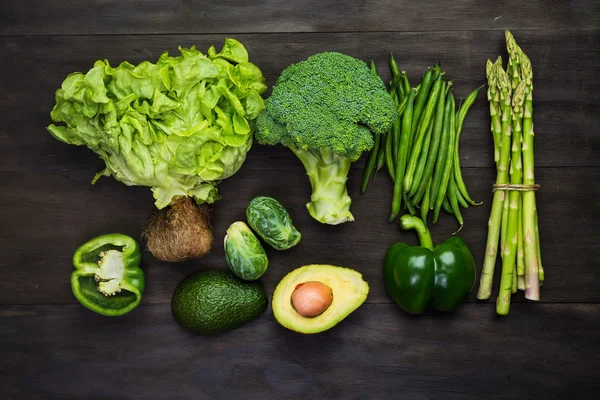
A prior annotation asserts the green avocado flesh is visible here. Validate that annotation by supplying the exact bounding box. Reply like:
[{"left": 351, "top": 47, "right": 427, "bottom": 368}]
[
  {"left": 171, "top": 270, "right": 268, "bottom": 335},
  {"left": 272, "top": 264, "right": 369, "bottom": 334}
]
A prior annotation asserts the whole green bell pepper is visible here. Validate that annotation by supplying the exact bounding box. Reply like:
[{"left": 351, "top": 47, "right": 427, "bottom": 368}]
[
  {"left": 384, "top": 215, "right": 476, "bottom": 314},
  {"left": 71, "top": 233, "right": 145, "bottom": 316}
]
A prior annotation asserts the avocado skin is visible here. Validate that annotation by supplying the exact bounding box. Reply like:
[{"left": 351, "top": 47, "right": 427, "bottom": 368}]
[{"left": 172, "top": 270, "right": 268, "bottom": 334}]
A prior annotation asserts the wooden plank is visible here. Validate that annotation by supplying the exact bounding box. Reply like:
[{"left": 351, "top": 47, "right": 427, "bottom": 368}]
[
  {"left": 1, "top": 303, "right": 598, "bottom": 399},
  {"left": 1, "top": 0, "right": 599, "bottom": 35},
  {"left": 0, "top": 160, "right": 598, "bottom": 305},
  {"left": 1, "top": 30, "right": 598, "bottom": 174}
]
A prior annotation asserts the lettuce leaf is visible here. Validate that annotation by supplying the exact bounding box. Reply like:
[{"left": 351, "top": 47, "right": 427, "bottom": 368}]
[{"left": 47, "top": 38, "right": 267, "bottom": 209}]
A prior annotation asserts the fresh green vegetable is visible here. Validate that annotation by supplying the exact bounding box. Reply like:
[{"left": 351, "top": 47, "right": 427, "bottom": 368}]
[
  {"left": 360, "top": 61, "right": 383, "bottom": 193},
  {"left": 413, "top": 81, "right": 448, "bottom": 205},
  {"left": 255, "top": 52, "right": 397, "bottom": 224},
  {"left": 517, "top": 197, "right": 526, "bottom": 290},
  {"left": 370, "top": 56, "right": 479, "bottom": 228},
  {"left": 442, "top": 196, "right": 453, "bottom": 214},
  {"left": 272, "top": 264, "right": 369, "bottom": 334},
  {"left": 518, "top": 45, "right": 542, "bottom": 299},
  {"left": 478, "top": 59, "right": 512, "bottom": 300},
  {"left": 383, "top": 215, "right": 476, "bottom": 314},
  {"left": 409, "top": 69, "right": 436, "bottom": 154},
  {"left": 496, "top": 80, "right": 525, "bottom": 314},
  {"left": 360, "top": 132, "right": 382, "bottom": 193},
  {"left": 47, "top": 38, "right": 267, "bottom": 262},
  {"left": 375, "top": 139, "right": 387, "bottom": 179},
  {"left": 246, "top": 196, "right": 301, "bottom": 250},
  {"left": 71, "top": 233, "right": 144, "bottom": 316},
  {"left": 453, "top": 86, "right": 483, "bottom": 205},
  {"left": 385, "top": 116, "right": 396, "bottom": 181},
  {"left": 433, "top": 93, "right": 457, "bottom": 223},
  {"left": 389, "top": 89, "right": 415, "bottom": 221},
  {"left": 48, "top": 38, "right": 265, "bottom": 209},
  {"left": 420, "top": 178, "right": 432, "bottom": 224},
  {"left": 447, "top": 173, "right": 464, "bottom": 230},
  {"left": 454, "top": 181, "right": 469, "bottom": 209},
  {"left": 404, "top": 74, "right": 443, "bottom": 194},
  {"left": 171, "top": 270, "right": 267, "bottom": 335},
  {"left": 429, "top": 90, "right": 453, "bottom": 210},
  {"left": 478, "top": 31, "right": 543, "bottom": 311},
  {"left": 224, "top": 221, "right": 269, "bottom": 281},
  {"left": 409, "top": 112, "right": 435, "bottom": 198}
]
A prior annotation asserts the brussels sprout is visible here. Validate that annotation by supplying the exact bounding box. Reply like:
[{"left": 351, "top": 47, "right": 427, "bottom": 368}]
[
  {"left": 224, "top": 221, "right": 268, "bottom": 281},
  {"left": 246, "top": 197, "right": 301, "bottom": 250}
]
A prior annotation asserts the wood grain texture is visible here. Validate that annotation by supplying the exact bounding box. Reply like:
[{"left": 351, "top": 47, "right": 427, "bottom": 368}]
[
  {"left": 1, "top": 303, "right": 598, "bottom": 400},
  {"left": 1, "top": 156, "right": 598, "bottom": 304},
  {"left": 1, "top": 0, "right": 599, "bottom": 398},
  {"left": 1, "top": 0, "right": 599, "bottom": 35},
  {"left": 1, "top": 30, "right": 599, "bottom": 173}
]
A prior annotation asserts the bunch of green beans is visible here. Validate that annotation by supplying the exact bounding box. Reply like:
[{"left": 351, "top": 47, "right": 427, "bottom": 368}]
[{"left": 361, "top": 55, "right": 482, "bottom": 230}]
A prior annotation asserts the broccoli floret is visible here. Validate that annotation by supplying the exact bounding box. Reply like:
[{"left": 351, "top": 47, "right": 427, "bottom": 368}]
[{"left": 255, "top": 52, "right": 397, "bottom": 224}]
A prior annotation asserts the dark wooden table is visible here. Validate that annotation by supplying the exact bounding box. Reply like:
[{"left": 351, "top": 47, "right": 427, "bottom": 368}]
[{"left": 1, "top": 1, "right": 599, "bottom": 399}]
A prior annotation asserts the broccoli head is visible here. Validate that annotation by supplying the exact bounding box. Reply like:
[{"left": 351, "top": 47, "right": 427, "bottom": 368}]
[{"left": 256, "top": 52, "right": 397, "bottom": 224}]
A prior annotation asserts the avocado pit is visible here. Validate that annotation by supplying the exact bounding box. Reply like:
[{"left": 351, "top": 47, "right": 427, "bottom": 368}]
[{"left": 291, "top": 281, "right": 333, "bottom": 317}]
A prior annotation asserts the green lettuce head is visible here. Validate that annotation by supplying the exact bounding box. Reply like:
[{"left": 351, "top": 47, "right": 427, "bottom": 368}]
[
  {"left": 47, "top": 38, "right": 267, "bottom": 209},
  {"left": 47, "top": 38, "right": 267, "bottom": 262}
]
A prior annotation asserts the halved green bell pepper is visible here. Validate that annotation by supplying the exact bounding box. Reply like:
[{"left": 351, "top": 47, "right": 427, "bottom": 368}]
[
  {"left": 384, "top": 215, "right": 476, "bottom": 315},
  {"left": 71, "top": 233, "right": 145, "bottom": 316}
]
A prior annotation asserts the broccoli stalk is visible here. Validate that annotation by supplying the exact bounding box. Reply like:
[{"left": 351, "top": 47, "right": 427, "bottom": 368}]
[
  {"left": 292, "top": 146, "right": 353, "bottom": 224},
  {"left": 256, "top": 52, "right": 397, "bottom": 224}
]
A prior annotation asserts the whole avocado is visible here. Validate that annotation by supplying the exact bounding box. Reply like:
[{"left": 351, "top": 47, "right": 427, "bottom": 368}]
[{"left": 171, "top": 270, "right": 268, "bottom": 334}]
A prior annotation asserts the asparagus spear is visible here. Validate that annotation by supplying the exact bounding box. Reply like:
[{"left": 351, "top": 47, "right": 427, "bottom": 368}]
[
  {"left": 506, "top": 31, "right": 522, "bottom": 91},
  {"left": 486, "top": 59, "right": 501, "bottom": 165},
  {"left": 477, "top": 62, "right": 513, "bottom": 300},
  {"left": 500, "top": 195, "right": 509, "bottom": 258},
  {"left": 517, "top": 196, "right": 526, "bottom": 290},
  {"left": 535, "top": 209, "right": 544, "bottom": 283},
  {"left": 497, "top": 80, "right": 525, "bottom": 315},
  {"left": 520, "top": 51, "right": 541, "bottom": 300}
]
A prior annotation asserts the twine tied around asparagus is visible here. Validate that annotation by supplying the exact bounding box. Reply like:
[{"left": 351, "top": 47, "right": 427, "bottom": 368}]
[{"left": 492, "top": 183, "right": 540, "bottom": 192}]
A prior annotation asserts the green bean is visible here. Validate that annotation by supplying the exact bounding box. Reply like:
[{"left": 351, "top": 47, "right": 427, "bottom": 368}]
[
  {"left": 390, "top": 73, "right": 403, "bottom": 88},
  {"left": 456, "top": 85, "right": 484, "bottom": 134},
  {"left": 412, "top": 81, "right": 449, "bottom": 204},
  {"left": 454, "top": 179, "right": 469, "bottom": 208},
  {"left": 402, "top": 72, "right": 411, "bottom": 97},
  {"left": 385, "top": 121, "right": 395, "bottom": 181},
  {"left": 433, "top": 93, "right": 456, "bottom": 223},
  {"left": 389, "top": 53, "right": 401, "bottom": 76},
  {"left": 447, "top": 171, "right": 464, "bottom": 230},
  {"left": 373, "top": 138, "right": 386, "bottom": 181},
  {"left": 404, "top": 74, "right": 444, "bottom": 193},
  {"left": 389, "top": 54, "right": 406, "bottom": 102},
  {"left": 396, "top": 94, "right": 409, "bottom": 116},
  {"left": 442, "top": 196, "right": 453, "bottom": 214},
  {"left": 369, "top": 60, "right": 377, "bottom": 75},
  {"left": 408, "top": 116, "right": 435, "bottom": 198},
  {"left": 453, "top": 86, "right": 484, "bottom": 205},
  {"left": 429, "top": 90, "right": 453, "bottom": 209},
  {"left": 389, "top": 88, "right": 401, "bottom": 164},
  {"left": 404, "top": 193, "right": 416, "bottom": 216},
  {"left": 360, "top": 132, "right": 382, "bottom": 193},
  {"left": 389, "top": 90, "right": 415, "bottom": 222},
  {"left": 420, "top": 178, "right": 432, "bottom": 225},
  {"left": 407, "top": 69, "right": 435, "bottom": 156}
]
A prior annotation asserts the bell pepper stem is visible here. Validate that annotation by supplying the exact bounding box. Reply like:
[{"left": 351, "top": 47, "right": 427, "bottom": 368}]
[{"left": 399, "top": 215, "right": 434, "bottom": 251}]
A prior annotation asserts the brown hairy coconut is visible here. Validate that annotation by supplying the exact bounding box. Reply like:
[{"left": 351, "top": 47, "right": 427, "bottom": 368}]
[{"left": 145, "top": 197, "right": 213, "bottom": 262}]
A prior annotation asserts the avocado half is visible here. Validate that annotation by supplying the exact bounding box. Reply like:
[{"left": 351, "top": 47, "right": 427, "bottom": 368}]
[{"left": 272, "top": 264, "right": 369, "bottom": 334}]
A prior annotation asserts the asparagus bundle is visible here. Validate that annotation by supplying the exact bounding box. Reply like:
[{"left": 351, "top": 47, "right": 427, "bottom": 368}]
[
  {"left": 361, "top": 57, "right": 482, "bottom": 229},
  {"left": 477, "top": 31, "right": 543, "bottom": 314}
]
